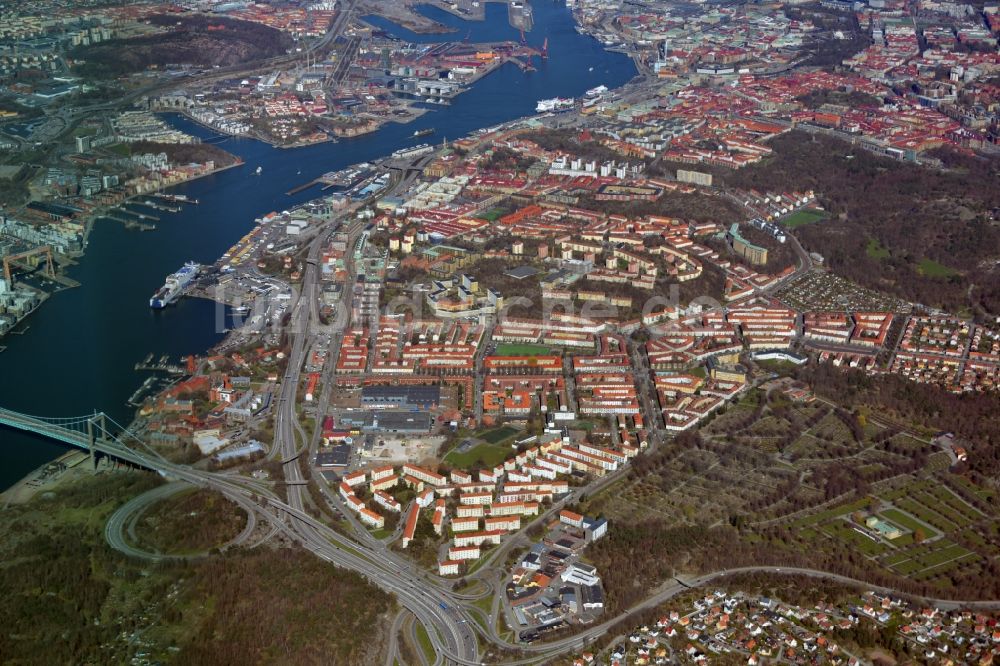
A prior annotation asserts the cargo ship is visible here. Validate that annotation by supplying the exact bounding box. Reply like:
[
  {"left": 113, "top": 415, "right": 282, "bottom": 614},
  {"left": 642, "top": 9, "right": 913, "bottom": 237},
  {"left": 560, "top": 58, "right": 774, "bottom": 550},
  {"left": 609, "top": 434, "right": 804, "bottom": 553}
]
[
  {"left": 535, "top": 97, "right": 575, "bottom": 113},
  {"left": 150, "top": 262, "right": 200, "bottom": 309},
  {"left": 413, "top": 128, "right": 434, "bottom": 138}
]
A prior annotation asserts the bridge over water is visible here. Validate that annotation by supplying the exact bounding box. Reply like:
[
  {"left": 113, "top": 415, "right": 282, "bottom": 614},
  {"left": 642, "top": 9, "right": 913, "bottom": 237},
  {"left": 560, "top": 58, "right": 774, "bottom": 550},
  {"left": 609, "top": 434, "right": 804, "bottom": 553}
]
[{"left": 0, "top": 408, "right": 165, "bottom": 469}]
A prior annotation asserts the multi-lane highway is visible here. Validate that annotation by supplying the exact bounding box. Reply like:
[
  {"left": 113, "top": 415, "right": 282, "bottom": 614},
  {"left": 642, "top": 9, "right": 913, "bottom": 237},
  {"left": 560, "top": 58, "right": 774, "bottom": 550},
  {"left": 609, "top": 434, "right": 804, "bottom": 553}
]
[{"left": 254, "top": 166, "right": 483, "bottom": 663}]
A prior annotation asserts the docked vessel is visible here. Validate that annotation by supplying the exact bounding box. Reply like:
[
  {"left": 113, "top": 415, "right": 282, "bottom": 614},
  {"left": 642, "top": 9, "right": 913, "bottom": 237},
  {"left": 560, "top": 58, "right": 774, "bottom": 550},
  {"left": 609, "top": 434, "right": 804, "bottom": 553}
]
[
  {"left": 150, "top": 262, "right": 200, "bottom": 309},
  {"left": 153, "top": 193, "right": 197, "bottom": 204},
  {"left": 391, "top": 143, "right": 434, "bottom": 159},
  {"left": 413, "top": 128, "right": 435, "bottom": 138},
  {"left": 535, "top": 97, "right": 575, "bottom": 113}
]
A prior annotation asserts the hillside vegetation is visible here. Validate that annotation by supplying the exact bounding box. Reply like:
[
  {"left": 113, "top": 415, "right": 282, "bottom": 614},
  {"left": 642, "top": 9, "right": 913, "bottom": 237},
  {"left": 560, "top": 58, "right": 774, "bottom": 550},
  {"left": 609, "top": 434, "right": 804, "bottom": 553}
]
[
  {"left": 0, "top": 472, "right": 391, "bottom": 664},
  {"left": 723, "top": 132, "right": 1000, "bottom": 316},
  {"left": 71, "top": 14, "right": 292, "bottom": 78},
  {"left": 129, "top": 140, "right": 241, "bottom": 168}
]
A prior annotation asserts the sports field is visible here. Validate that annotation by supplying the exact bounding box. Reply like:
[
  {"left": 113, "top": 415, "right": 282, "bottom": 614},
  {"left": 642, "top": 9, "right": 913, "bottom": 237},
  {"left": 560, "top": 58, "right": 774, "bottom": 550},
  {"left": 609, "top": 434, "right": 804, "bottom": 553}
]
[
  {"left": 780, "top": 208, "right": 826, "bottom": 228},
  {"left": 494, "top": 343, "right": 555, "bottom": 356}
]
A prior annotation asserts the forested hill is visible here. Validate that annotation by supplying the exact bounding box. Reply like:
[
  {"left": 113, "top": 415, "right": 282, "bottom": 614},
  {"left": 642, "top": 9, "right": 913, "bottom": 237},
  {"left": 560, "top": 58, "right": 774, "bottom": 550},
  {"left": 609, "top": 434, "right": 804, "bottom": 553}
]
[
  {"left": 71, "top": 14, "right": 293, "bottom": 79},
  {"left": 688, "top": 131, "right": 1000, "bottom": 317}
]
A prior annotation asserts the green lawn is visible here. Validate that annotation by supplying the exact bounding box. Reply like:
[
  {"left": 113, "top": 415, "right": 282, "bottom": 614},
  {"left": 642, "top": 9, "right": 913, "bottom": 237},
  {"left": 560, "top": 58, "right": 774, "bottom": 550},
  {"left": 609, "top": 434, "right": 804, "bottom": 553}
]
[
  {"left": 791, "top": 498, "right": 870, "bottom": 528},
  {"left": 480, "top": 425, "right": 519, "bottom": 444},
  {"left": 892, "top": 558, "right": 924, "bottom": 576},
  {"left": 881, "top": 508, "right": 938, "bottom": 540},
  {"left": 925, "top": 486, "right": 983, "bottom": 518},
  {"left": 918, "top": 543, "right": 973, "bottom": 568},
  {"left": 866, "top": 238, "right": 890, "bottom": 259},
  {"left": 951, "top": 476, "right": 996, "bottom": 504},
  {"left": 894, "top": 497, "right": 956, "bottom": 532},
  {"left": 444, "top": 442, "right": 510, "bottom": 469},
  {"left": 882, "top": 551, "right": 913, "bottom": 567},
  {"left": 475, "top": 208, "right": 506, "bottom": 222},
  {"left": 781, "top": 208, "right": 826, "bottom": 228},
  {"left": 755, "top": 359, "right": 799, "bottom": 375},
  {"left": 494, "top": 343, "right": 556, "bottom": 357},
  {"left": 105, "top": 142, "right": 131, "bottom": 157},
  {"left": 821, "top": 520, "right": 888, "bottom": 556},
  {"left": 917, "top": 258, "right": 957, "bottom": 278},
  {"left": 415, "top": 622, "right": 436, "bottom": 664}
]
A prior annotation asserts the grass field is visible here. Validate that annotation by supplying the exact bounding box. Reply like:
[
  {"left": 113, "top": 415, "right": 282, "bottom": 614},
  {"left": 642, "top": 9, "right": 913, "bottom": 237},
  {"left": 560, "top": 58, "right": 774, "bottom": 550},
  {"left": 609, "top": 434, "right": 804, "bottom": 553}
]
[
  {"left": 880, "top": 508, "right": 937, "bottom": 540},
  {"left": 884, "top": 538, "right": 977, "bottom": 579},
  {"left": 443, "top": 429, "right": 517, "bottom": 469},
  {"left": 494, "top": 343, "right": 556, "bottom": 356},
  {"left": 920, "top": 543, "right": 972, "bottom": 567},
  {"left": 866, "top": 238, "right": 890, "bottom": 259},
  {"left": 781, "top": 208, "right": 826, "bottom": 228},
  {"left": 894, "top": 497, "right": 957, "bottom": 532},
  {"left": 475, "top": 208, "right": 506, "bottom": 222},
  {"left": 444, "top": 442, "right": 509, "bottom": 468},
  {"left": 917, "top": 258, "right": 957, "bottom": 278},
  {"left": 951, "top": 476, "right": 997, "bottom": 504},
  {"left": 415, "top": 622, "right": 436, "bottom": 664},
  {"left": 791, "top": 498, "right": 870, "bottom": 528},
  {"left": 106, "top": 142, "right": 132, "bottom": 157},
  {"left": 821, "top": 520, "right": 889, "bottom": 556},
  {"left": 785, "top": 474, "right": 994, "bottom": 587},
  {"left": 480, "top": 425, "right": 519, "bottom": 444}
]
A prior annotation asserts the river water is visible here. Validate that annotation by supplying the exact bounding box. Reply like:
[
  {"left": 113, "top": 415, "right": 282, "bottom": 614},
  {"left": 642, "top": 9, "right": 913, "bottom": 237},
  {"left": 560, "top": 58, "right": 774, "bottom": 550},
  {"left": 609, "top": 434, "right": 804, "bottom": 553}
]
[{"left": 0, "top": 2, "right": 636, "bottom": 490}]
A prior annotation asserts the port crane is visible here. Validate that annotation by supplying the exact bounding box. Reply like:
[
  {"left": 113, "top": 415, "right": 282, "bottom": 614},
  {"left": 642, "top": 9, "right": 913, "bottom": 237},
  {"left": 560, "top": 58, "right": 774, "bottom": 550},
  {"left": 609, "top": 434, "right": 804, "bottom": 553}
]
[{"left": 3, "top": 246, "right": 55, "bottom": 286}]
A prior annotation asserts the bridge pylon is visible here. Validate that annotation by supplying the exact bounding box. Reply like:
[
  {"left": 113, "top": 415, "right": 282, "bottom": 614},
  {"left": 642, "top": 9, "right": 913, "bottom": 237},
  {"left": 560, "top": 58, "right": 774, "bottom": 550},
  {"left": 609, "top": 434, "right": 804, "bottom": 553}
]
[{"left": 85, "top": 411, "right": 108, "bottom": 468}]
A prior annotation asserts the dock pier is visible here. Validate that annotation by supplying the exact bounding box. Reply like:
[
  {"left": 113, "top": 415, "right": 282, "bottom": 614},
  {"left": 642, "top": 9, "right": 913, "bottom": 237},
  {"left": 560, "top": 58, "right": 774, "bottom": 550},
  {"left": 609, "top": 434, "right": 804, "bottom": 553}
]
[
  {"left": 286, "top": 180, "right": 320, "bottom": 196},
  {"left": 134, "top": 353, "right": 186, "bottom": 375},
  {"left": 151, "top": 193, "right": 199, "bottom": 205},
  {"left": 106, "top": 216, "right": 155, "bottom": 232},
  {"left": 135, "top": 199, "right": 181, "bottom": 213}
]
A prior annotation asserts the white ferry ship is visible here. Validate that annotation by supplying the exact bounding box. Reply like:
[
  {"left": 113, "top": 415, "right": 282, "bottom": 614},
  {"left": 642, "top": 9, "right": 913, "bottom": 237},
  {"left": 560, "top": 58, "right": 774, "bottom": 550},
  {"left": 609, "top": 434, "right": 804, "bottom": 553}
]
[
  {"left": 150, "top": 262, "right": 199, "bottom": 309},
  {"left": 535, "top": 97, "right": 575, "bottom": 113}
]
